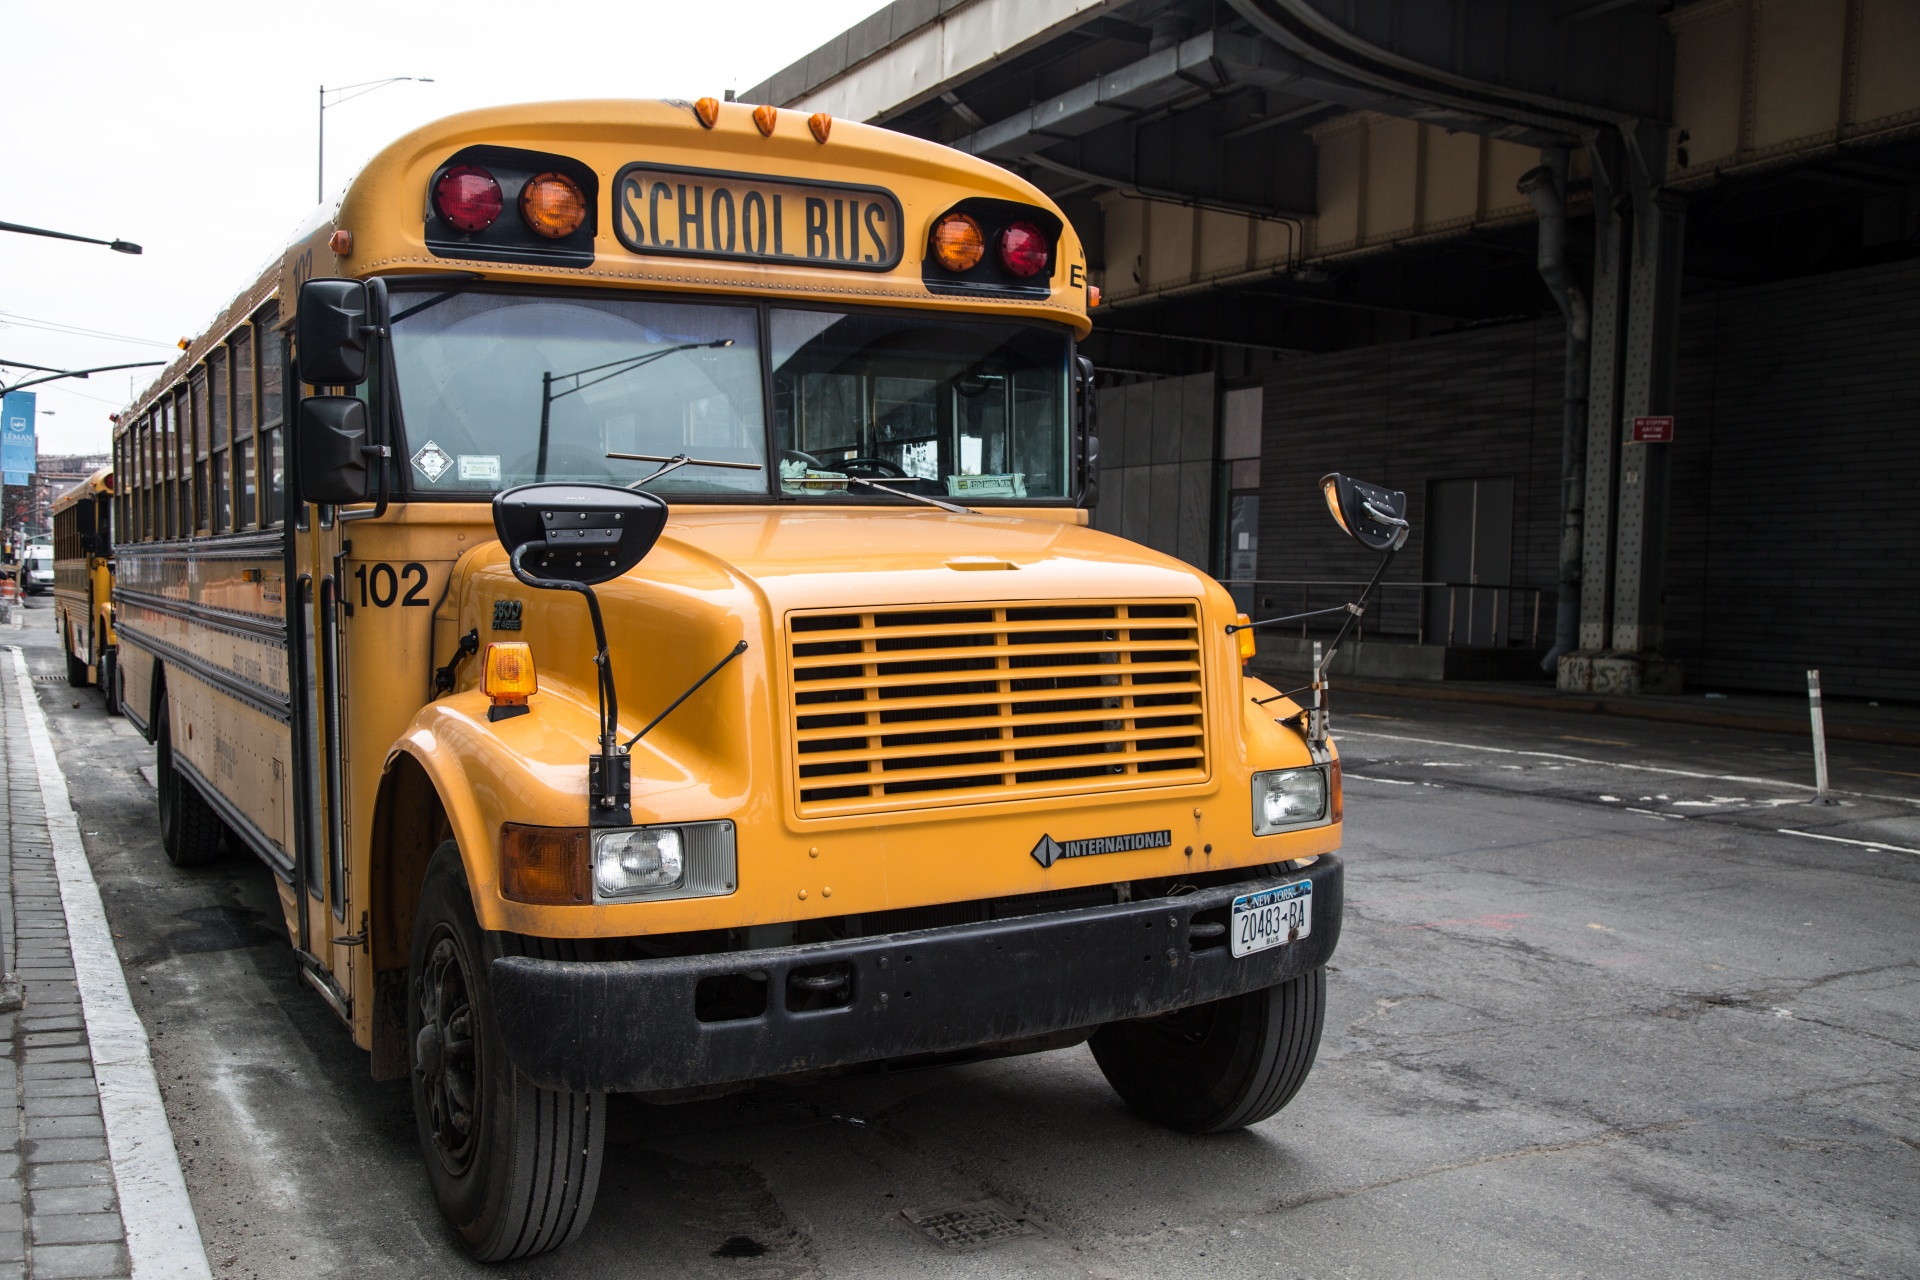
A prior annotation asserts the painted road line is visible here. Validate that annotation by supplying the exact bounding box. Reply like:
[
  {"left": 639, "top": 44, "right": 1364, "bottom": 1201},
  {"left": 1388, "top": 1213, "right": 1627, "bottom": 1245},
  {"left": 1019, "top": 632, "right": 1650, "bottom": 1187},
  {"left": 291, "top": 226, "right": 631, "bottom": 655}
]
[
  {"left": 10, "top": 649, "right": 213, "bottom": 1280},
  {"left": 1776, "top": 828, "right": 1920, "bottom": 858},
  {"left": 1335, "top": 729, "right": 1920, "bottom": 808}
]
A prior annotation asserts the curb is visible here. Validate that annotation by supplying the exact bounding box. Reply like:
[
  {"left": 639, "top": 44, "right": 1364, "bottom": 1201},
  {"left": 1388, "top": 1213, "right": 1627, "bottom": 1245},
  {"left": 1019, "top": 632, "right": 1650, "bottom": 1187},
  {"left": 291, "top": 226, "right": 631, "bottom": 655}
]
[
  {"left": 9, "top": 648, "right": 213, "bottom": 1280},
  {"left": 1251, "top": 665, "right": 1920, "bottom": 748}
]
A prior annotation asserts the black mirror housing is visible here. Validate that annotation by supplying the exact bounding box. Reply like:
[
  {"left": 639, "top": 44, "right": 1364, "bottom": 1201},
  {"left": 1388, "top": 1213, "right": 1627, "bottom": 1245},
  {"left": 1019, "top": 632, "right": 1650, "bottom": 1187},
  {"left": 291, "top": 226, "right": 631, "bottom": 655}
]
[
  {"left": 492, "top": 483, "right": 669, "bottom": 587},
  {"left": 296, "top": 278, "right": 372, "bottom": 386},
  {"left": 1320, "top": 473, "right": 1410, "bottom": 552},
  {"left": 297, "top": 396, "right": 374, "bottom": 505}
]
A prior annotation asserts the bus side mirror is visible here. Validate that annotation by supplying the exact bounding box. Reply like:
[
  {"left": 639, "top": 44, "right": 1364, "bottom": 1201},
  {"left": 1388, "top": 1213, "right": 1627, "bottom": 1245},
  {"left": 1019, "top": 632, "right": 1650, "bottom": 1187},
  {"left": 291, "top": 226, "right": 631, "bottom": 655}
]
[
  {"left": 297, "top": 397, "right": 375, "bottom": 505},
  {"left": 1073, "top": 354, "right": 1099, "bottom": 509},
  {"left": 492, "top": 483, "right": 669, "bottom": 586},
  {"left": 296, "top": 279, "right": 372, "bottom": 386},
  {"left": 1320, "top": 472, "right": 1409, "bottom": 552}
]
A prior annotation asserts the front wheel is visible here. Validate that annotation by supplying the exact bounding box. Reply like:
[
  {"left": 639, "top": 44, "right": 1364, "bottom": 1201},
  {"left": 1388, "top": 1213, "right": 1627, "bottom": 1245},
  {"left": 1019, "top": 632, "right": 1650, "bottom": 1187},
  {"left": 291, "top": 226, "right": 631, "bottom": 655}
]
[
  {"left": 64, "top": 628, "right": 90, "bottom": 687},
  {"left": 155, "top": 690, "right": 223, "bottom": 866},
  {"left": 1090, "top": 967, "right": 1326, "bottom": 1133},
  {"left": 410, "top": 842, "right": 605, "bottom": 1260}
]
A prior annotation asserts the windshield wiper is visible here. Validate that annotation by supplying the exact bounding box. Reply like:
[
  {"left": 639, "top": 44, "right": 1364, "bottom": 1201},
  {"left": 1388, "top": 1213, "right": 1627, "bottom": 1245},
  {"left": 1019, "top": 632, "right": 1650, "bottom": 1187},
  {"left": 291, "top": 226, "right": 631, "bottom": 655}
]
[
  {"left": 607, "top": 451, "right": 764, "bottom": 487},
  {"left": 843, "top": 475, "right": 975, "bottom": 515},
  {"left": 539, "top": 339, "right": 735, "bottom": 479}
]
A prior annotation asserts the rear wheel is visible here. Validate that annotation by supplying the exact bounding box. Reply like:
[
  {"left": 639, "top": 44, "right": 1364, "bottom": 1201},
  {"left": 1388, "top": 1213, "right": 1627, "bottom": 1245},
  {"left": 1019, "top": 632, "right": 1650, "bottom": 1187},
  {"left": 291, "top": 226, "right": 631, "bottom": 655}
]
[
  {"left": 1090, "top": 966, "right": 1326, "bottom": 1133},
  {"left": 410, "top": 842, "right": 604, "bottom": 1260},
  {"left": 64, "top": 627, "right": 89, "bottom": 687},
  {"left": 155, "top": 690, "right": 223, "bottom": 866}
]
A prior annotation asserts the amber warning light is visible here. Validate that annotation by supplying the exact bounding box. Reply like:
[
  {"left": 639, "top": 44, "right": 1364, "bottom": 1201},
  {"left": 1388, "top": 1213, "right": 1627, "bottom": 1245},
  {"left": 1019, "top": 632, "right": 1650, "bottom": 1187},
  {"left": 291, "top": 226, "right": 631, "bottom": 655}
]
[{"left": 483, "top": 641, "right": 537, "bottom": 721}]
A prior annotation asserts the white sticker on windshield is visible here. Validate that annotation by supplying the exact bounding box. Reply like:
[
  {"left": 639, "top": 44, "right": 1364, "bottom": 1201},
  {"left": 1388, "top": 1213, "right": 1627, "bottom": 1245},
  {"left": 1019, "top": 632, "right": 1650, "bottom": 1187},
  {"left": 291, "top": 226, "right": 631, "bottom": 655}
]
[
  {"left": 458, "top": 454, "right": 501, "bottom": 482},
  {"left": 411, "top": 440, "right": 453, "bottom": 483}
]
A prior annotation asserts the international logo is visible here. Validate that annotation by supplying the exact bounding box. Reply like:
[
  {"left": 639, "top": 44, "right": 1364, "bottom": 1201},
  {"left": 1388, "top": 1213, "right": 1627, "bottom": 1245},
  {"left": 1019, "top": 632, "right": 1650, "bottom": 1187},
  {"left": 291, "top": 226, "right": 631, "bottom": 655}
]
[{"left": 1030, "top": 829, "right": 1172, "bottom": 868}]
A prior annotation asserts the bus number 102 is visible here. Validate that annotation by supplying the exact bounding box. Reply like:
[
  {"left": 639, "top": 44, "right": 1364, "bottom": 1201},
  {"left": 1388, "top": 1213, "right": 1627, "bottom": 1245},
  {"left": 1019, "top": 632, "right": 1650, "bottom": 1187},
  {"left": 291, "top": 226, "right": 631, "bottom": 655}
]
[{"left": 353, "top": 562, "right": 431, "bottom": 609}]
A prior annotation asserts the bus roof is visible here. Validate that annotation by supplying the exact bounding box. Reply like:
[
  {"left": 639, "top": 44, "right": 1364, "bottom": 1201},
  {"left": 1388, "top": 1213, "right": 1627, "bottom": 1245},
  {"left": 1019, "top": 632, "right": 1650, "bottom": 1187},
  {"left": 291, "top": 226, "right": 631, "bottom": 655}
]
[
  {"left": 49, "top": 466, "right": 112, "bottom": 516},
  {"left": 118, "top": 97, "right": 1092, "bottom": 435}
]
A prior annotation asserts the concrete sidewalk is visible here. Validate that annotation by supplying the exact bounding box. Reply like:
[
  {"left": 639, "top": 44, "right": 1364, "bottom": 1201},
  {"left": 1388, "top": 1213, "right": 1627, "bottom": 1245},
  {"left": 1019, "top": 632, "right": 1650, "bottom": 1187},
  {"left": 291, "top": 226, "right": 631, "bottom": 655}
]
[{"left": 0, "top": 648, "right": 209, "bottom": 1280}]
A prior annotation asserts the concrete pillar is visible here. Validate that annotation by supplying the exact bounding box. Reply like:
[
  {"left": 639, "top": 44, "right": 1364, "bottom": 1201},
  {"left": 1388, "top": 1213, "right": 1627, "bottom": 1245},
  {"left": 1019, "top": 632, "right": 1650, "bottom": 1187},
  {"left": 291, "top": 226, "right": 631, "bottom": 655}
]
[{"left": 1560, "top": 125, "right": 1686, "bottom": 696}]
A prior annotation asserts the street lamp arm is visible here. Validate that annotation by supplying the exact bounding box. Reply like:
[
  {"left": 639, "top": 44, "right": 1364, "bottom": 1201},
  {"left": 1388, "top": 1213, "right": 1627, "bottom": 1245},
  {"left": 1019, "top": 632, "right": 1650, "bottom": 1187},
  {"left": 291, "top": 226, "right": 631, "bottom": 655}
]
[
  {"left": 1, "top": 361, "right": 166, "bottom": 395},
  {"left": 0, "top": 220, "right": 141, "bottom": 254}
]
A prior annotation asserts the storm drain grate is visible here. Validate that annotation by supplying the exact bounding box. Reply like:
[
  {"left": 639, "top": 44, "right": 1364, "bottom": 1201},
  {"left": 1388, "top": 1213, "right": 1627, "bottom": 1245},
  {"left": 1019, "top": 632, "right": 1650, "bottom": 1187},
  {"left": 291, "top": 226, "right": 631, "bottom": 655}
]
[{"left": 902, "top": 1199, "right": 1039, "bottom": 1250}]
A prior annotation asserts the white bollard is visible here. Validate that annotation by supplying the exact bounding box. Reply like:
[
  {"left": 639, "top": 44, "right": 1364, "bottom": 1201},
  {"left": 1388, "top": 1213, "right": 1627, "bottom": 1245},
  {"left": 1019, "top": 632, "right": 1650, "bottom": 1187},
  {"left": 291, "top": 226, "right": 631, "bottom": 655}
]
[{"left": 1807, "top": 669, "right": 1833, "bottom": 804}]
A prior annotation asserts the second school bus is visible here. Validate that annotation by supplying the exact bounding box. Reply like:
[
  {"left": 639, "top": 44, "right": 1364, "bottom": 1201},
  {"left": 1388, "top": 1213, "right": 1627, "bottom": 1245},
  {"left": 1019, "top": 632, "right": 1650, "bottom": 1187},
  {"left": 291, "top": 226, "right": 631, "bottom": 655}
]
[{"left": 112, "top": 98, "right": 1351, "bottom": 1260}]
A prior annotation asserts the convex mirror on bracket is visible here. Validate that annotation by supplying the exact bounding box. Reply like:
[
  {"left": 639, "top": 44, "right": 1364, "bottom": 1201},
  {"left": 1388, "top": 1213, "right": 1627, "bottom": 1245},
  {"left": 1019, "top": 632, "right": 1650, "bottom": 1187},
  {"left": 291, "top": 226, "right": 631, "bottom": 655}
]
[
  {"left": 295, "top": 278, "right": 373, "bottom": 386},
  {"left": 1320, "top": 473, "right": 1409, "bottom": 552}
]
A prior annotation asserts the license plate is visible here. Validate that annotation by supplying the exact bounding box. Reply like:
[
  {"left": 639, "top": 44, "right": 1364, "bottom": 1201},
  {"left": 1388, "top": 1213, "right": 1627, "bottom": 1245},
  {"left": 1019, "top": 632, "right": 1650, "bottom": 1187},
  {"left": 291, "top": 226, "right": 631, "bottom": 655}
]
[{"left": 1230, "top": 881, "right": 1312, "bottom": 958}]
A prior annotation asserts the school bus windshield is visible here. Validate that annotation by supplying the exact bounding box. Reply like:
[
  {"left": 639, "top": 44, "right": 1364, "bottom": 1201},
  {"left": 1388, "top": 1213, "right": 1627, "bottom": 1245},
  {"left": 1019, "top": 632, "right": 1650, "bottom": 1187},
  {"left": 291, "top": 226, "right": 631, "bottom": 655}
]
[{"left": 388, "top": 286, "right": 1072, "bottom": 501}]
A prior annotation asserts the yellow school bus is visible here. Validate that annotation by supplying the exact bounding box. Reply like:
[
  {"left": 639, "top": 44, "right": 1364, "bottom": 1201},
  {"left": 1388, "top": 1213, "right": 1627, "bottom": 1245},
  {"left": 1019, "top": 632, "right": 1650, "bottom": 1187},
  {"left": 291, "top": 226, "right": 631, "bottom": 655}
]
[
  {"left": 52, "top": 466, "right": 118, "bottom": 697},
  {"left": 112, "top": 98, "right": 1353, "bottom": 1260}
]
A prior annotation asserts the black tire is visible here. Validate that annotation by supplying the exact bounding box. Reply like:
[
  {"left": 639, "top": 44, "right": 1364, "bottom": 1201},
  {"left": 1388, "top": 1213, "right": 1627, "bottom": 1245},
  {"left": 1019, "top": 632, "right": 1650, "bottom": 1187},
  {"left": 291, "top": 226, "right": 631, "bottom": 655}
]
[
  {"left": 410, "top": 842, "right": 605, "bottom": 1261},
  {"left": 1090, "top": 966, "right": 1326, "bottom": 1134},
  {"left": 64, "top": 629, "right": 90, "bottom": 688},
  {"left": 155, "top": 690, "right": 224, "bottom": 866},
  {"left": 100, "top": 649, "right": 119, "bottom": 716}
]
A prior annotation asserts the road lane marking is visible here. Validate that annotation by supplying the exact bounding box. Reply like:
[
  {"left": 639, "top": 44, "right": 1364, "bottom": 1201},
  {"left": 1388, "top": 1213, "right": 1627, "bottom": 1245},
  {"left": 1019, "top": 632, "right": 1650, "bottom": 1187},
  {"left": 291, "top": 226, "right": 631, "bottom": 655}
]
[
  {"left": 1336, "top": 728, "right": 1920, "bottom": 808},
  {"left": 1776, "top": 828, "right": 1920, "bottom": 858},
  {"left": 10, "top": 648, "right": 213, "bottom": 1280}
]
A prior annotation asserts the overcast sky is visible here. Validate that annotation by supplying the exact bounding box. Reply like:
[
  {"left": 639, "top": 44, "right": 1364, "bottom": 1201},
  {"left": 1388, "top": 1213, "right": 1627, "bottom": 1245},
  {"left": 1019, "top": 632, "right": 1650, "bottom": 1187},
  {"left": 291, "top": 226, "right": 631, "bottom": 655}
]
[{"left": 1, "top": 0, "right": 891, "bottom": 455}]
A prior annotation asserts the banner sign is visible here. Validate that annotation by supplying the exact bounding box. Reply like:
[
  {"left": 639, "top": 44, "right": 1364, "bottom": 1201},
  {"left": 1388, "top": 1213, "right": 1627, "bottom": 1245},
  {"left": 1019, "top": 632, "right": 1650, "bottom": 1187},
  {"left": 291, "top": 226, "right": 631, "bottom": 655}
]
[
  {"left": 0, "top": 391, "right": 36, "bottom": 476},
  {"left": 613, "top": 164, "right": 904, "bottom": 273},
  {"left": 1, "top": 474, "right": 24, "bottom": 487}
]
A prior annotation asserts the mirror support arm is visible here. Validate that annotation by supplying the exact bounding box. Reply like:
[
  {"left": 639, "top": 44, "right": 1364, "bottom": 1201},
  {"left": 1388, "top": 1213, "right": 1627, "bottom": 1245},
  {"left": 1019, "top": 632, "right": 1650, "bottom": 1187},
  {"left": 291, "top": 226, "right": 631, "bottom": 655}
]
[
  {"left": 508, "top": 541, "right": 630, "bottom": 827},
  {"left": 339, "top": 279, "right": 396, "bottom": 523}
]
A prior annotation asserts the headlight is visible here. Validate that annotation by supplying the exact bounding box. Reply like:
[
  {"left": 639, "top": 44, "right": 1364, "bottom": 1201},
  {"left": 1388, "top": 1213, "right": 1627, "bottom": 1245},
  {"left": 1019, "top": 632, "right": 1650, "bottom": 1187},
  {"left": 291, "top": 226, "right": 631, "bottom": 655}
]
[
  {"left": 594, "top": 828, "right": 684, "bottom": 896},
  {"left": 586, "top": 821, "right": 737, "bottom": 903},
  {"left": 1251, "top": 766, "right": 1329, "bottom": 835}
]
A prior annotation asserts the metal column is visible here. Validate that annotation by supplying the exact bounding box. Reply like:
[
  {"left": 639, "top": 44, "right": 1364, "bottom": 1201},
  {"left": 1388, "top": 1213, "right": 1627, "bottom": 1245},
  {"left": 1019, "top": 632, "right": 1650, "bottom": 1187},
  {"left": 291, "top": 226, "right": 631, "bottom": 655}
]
[{"left": 1575, "top": 139, "right": 1627, "bottom": 657}]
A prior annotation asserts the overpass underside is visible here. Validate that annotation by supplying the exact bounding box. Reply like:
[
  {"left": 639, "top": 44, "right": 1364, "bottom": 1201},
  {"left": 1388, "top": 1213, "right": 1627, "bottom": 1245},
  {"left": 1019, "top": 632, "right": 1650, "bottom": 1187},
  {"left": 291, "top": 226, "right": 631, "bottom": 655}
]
[{"left": 752, "top": 0, "right": 1920, "bottom": 701}]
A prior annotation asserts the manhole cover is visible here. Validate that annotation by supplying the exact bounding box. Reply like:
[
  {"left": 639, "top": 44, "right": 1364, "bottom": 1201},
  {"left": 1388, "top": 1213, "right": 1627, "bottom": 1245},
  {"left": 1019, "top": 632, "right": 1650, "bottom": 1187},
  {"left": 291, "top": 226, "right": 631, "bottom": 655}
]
[{"left": 902, "top": 1199, "right": 1038, "bottom": 1250}]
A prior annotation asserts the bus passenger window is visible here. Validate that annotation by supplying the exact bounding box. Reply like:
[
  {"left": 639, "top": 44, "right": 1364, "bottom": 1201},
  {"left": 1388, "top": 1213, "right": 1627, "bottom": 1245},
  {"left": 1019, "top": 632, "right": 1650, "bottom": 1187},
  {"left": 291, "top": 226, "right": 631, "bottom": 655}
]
[
  {"left": 256, "top": 309, "right": 285, "bottom": 526},
  {"left": 233, "top": 328, "right": 256, "bottom": 531},
  {"left": 191, "top": 369, "right": 210, "bottom": 533}
]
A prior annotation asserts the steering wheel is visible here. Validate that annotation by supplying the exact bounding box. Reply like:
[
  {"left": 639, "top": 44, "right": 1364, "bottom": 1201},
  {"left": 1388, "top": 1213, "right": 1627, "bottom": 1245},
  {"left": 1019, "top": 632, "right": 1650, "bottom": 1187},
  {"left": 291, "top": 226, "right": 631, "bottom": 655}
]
[
  {"left": 781, "top": 448, "right": 825, "bottom": 469},
  {"left": 836, "top": 456, "right": 907, "bottom": 480}
]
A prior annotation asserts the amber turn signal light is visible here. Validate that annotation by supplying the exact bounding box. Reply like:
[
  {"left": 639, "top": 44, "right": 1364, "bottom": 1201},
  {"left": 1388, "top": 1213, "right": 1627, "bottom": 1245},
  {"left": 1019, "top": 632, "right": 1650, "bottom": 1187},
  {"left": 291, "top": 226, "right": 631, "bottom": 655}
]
[
  {"left": 753, "top": 104, "right": 778, "bottom": 136},
  {"left": 931, "top": 212, "right": 985, "bottom": 271},
  {"left": 500, "top": 824, "right": 590, "bottom": 905},
  {"left": 520, "top": 172, "right": 587, "bottom": 240},
  {"left": 693, "top": 96, "right": 720, "bottom": 128},
  {"left": 808, "top": 112, "right": 832, "bottom": 143},
  {"left": 1235, "top": 614, "right": 1258, "bottom": 664}
]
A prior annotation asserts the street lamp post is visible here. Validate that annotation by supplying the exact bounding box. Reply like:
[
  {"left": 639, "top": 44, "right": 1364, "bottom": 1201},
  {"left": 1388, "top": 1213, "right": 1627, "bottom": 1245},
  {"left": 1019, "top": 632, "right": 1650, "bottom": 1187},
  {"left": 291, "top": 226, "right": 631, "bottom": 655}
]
[{"left": 318, "top": 77, "right": 434, "bottom": 203}]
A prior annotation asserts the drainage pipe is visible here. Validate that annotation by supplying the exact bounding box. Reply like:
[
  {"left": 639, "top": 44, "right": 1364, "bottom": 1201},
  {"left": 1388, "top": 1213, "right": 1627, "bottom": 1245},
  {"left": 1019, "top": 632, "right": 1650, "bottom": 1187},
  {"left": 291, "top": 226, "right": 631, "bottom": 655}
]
[{"left": 1518, "top": 149, "right": 1590, "bottom": 676}]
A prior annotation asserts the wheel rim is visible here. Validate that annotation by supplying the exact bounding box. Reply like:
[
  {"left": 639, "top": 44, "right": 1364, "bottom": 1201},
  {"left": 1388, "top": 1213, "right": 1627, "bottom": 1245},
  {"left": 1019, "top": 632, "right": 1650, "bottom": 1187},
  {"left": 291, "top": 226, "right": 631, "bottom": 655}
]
[
  {"left": 416, "top": 927, "right": 482, "bottom": 1174},
  {"left": 1127, "top": 1001, "right": 1221, "bottom": 1062}
]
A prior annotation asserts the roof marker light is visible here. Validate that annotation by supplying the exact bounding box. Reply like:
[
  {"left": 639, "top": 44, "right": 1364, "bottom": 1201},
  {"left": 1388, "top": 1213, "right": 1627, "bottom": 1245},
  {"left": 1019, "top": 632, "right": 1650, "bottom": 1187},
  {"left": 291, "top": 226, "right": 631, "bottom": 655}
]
[
  {"left": 809, "top": 112, "right": 832, "bottom": 143},
  {"left": 753, "top": 104, "right": 778, "bottom": 136},
  {"left": 520, "top": 172, "right": 587, "bottom": 239},
  {"left": 328, "top": 229, "right": 353, "bottom": 256},
  {"left": 931, "top": 212, "right": 985, "bottom": 271},
  {"left": 694, "top": 97, "right": 720, "bottom": 128},
  {"left": 998, "top": 220, "right": 1051, "bottom": 278},
  {"left": 434, "top": 164, "right": 503, "bottom": 233}
]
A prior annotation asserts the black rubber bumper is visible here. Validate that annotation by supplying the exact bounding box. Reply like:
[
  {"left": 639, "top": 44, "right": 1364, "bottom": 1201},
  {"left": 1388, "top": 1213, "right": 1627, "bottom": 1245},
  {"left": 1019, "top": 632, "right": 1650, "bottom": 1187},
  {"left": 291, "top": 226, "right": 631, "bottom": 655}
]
[{"left": 492, "top": 856, "right": 1343, "bottom": 1093}]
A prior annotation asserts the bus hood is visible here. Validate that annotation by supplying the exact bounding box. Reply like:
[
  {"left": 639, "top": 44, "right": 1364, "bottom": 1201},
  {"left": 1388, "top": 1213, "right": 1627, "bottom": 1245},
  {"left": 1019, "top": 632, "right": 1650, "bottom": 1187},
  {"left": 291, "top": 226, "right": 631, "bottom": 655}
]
[{"left": 639, "top": 507, "right": 1216, "bottom": 613}]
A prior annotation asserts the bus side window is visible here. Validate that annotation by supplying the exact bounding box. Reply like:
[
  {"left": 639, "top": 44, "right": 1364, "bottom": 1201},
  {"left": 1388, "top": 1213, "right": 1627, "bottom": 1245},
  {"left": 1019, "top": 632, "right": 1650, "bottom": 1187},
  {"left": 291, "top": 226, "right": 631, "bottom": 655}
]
[
  {"left": 233, "top": 326, "right": 257, "bottom": 531},
  {"left": 256, "top": 306, "right": 285, "bottom": 528}
]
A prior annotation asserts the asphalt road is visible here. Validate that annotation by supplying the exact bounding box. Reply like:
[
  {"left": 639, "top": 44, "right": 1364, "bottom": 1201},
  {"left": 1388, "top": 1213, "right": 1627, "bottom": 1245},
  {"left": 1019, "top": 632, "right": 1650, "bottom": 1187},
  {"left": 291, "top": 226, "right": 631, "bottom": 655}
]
[{"left": 11, "top": 601, "right": 1918, "bottom": 1279}]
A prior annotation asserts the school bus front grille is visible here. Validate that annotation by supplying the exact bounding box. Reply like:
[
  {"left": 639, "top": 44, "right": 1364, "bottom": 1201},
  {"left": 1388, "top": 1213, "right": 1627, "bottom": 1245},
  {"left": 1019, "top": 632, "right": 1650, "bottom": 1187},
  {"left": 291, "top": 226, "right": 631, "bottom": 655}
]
[{"left": 787, "top": 601, "right": 1208, "bottom": 817}]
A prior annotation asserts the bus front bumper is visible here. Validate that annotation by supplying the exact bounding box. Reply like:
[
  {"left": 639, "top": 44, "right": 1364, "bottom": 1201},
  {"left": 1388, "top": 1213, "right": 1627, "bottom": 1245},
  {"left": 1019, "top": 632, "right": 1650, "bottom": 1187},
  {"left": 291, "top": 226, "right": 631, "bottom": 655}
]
[{"left": 491, "top": 856, "right": 1342, "bottom": 1093}]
